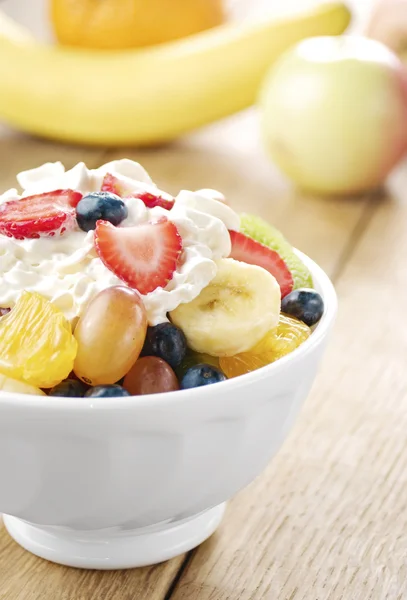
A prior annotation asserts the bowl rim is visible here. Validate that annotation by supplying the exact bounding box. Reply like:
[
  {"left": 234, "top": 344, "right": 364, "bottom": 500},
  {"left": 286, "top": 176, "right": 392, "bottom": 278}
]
[{"left": 0, "top": 250, "right": 337, "bottom": 412}]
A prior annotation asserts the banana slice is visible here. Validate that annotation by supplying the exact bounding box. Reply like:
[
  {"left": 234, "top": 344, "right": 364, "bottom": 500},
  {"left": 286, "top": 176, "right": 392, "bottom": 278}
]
[
  {"left": 0, "top": 374, "right": 45, "bottom": 395},
  {"left": 170, "top": 258, "right": 281, "bottom": 357}
]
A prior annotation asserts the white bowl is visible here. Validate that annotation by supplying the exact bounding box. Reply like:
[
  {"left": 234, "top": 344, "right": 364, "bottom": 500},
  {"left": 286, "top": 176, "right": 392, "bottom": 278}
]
[{"left": 0, "top": 251, "right": 337, "bottom": 569}]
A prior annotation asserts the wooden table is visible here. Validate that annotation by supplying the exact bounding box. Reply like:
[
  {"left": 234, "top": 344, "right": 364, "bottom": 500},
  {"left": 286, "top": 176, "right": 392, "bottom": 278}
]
[{"left": 2, "top": 1, "right": 407, "bottom": 599}]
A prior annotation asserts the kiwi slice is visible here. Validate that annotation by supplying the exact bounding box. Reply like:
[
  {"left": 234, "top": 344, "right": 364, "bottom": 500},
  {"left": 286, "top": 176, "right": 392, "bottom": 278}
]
[{"left": 239, "top": 214, "right": 313, "bottom": 290}]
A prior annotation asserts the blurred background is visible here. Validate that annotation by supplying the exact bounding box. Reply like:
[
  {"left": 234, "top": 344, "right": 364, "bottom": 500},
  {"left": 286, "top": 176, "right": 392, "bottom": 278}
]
[
  {"left": 0, "top": 0, "right": 398, "bottom": 194},
  {"left": 0, "top": 0, "right": 372, "bottom": 39},
  {"left": 0, "top": 0, "right": 406, "bottom": 255}
]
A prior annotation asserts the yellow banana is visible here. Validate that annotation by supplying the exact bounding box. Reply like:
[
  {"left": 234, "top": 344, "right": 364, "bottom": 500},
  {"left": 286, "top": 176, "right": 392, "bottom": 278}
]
[{"left": 0, "top": 3, "right": 350, "bottom": 146}]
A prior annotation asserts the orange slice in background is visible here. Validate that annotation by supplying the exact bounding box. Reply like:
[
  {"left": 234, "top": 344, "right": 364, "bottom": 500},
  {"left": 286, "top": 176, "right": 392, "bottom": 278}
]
[{"left": 50, "top": 0, "right": 226, "bottom": 49}]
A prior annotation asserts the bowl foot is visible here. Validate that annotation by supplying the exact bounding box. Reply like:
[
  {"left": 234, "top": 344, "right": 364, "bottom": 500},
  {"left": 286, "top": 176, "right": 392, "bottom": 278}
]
[{"left": 3, "top": 504, "right": 226, "bottom": 570}]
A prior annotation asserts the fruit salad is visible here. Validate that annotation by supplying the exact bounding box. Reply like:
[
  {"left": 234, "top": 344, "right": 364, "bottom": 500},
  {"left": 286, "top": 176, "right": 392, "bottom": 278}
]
[{"left": 0, "top": 159, "right": 324, "bottom": 398}]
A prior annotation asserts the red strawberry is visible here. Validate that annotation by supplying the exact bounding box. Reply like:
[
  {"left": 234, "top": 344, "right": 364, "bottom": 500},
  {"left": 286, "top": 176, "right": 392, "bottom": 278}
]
[
  {"left": 0, "top": 189, "right": 83, "bottom": 240},
  {"left": 229, "top": 230, "right": 293, "bottom": 298},
  {"left": 136, "top": 192, "right": 175, "bottom": 211},
  {"left": 60, "top": 189, "right": 83, "bottom": 208},
  {"left": 101, "top": 173, "right": 127, "bottom": 196},
  {"left": 95, "top": 218, "right": 183, "bottom": 295},
  {"left": 101, "top": 173, "right": 175, "bottom": 210}
]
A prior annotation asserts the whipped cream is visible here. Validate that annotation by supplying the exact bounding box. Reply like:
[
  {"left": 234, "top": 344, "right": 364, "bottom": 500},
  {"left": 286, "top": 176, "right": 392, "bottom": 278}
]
[{"left": 0, "top": 160, "right": 240, "bottom": 325}]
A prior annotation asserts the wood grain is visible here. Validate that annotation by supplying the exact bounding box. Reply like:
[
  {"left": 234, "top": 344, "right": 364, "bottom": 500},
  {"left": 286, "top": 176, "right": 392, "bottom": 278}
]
[
  {"left": 0, "top": 517, "right": 185, "bottom": 600},
  {"left": 168, "top": 167, "right": 407, "bottom": 599},
  {"left": 0, "top": 108, "right": 368, "bottom": 600},
  {"left": 0, "top": 0, "right": 392, "bottom": 598}
]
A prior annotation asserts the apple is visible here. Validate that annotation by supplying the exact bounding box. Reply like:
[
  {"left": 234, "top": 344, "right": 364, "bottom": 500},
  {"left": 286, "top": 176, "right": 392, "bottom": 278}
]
[{"left": 259, "top": 36, "right": 407, "bottom": 195}]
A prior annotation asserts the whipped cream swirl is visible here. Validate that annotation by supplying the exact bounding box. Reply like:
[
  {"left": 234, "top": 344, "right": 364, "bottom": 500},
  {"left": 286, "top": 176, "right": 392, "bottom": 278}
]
[{"left": 0, "top": 160, "right": 240, "bottom": 325}]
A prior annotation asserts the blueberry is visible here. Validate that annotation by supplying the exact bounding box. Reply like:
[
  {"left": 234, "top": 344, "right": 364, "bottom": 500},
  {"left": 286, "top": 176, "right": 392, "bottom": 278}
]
[
  {"left": 85, "top": 384, "right": 131, "bottom": 398},
  {"left": 181, "top": 364, "right": 227, "bottom": 389},
  {"left": 76, "top": 192, "right": 128, "bottom": 232},
  {"left": 144, "top": 323, "right": 187, "bottom": 369},
  {"left": 281, "top": 288, "right": 324, "bottom": 327},
  {"left": 49, "top": 379, "right": 88, "bottom": 397}
]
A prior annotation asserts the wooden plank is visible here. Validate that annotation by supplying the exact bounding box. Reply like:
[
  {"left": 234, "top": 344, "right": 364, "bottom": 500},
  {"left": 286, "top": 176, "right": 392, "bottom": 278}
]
[
  {"left": 0, "top": 1, "right": 373, "bottom": 595},
  {"left": 168, "top": 170, "right": 407, "bottom": 599},
  {"left": 0, "top": 109, "right": 367, "bottom": 599},
  {"left": 0, "top": 517, "right": 185, "bottom": 600}
]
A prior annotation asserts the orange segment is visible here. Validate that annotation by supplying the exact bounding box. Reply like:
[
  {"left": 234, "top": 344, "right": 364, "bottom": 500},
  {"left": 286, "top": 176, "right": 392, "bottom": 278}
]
[
  {"left": 0, "top": 292, "right": 77, "bottom": 388},
  {"left": 220, "top": 314, "right": 311, "bottom": 378},
  {"left": 50, "top": 0, "right": 226, "bottom": 50}
]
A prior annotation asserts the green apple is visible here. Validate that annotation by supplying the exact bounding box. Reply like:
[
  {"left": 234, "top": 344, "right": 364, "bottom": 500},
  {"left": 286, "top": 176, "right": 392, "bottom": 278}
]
[{"left": 259, "top": 36, "right": 407, "bottom": 195}]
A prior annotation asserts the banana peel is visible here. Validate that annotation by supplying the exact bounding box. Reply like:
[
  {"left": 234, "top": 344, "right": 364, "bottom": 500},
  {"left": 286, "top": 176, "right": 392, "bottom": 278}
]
[{"left": 0, "top": 3, "right": 351, "bottom": 146}]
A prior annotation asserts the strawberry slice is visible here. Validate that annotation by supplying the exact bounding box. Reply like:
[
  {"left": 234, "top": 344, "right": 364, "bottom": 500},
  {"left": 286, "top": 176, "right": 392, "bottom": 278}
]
[
  {"left": 95, "top": 218, "right": 183, "bottom": 295},
  {"left": 101, "top": 173, "right": 128, "bottom": 197},
  {"left": 101, "top": 173, "right": 175, "bottom": 210},
  {"left": 229, "top": 230, "right": 294, "bottom": 298},
  {"left": 0, "top": 189, "right": 83, "bottom": 239},
  {"left": 136, "top": 192, "right": 175, "bottom": 211}
]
